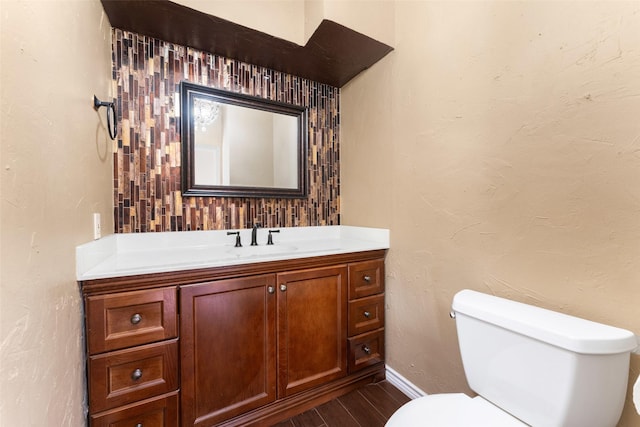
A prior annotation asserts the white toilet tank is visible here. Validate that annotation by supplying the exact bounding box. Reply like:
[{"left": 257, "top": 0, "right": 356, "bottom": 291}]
[{"left": 452, "top": 290, "right": 637, "bottom": 427}]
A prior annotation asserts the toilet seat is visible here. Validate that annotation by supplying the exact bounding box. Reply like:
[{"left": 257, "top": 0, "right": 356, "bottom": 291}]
[{"left": 385, "top": 393, "right": 528, "bottom": 427}]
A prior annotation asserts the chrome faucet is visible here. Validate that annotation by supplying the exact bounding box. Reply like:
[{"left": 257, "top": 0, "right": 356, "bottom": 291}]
[{"left": 250, "top": 224, "right": 261, "bottom": 246}]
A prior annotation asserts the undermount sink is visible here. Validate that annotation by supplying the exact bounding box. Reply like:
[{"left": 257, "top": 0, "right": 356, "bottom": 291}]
[
  {"left": 113, "top": 244, "right": 299, "bottom": 271},
  {"left": 226, "top": 245, "right": 298, "bottom": 258}
]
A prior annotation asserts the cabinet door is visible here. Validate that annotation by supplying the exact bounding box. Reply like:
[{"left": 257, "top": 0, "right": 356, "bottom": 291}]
[
  {"left": 277, "top": 265, "right": 348, "bottom": 397},
  {"left": 180, "top": 274, "right": 277, "bottom": 427}
]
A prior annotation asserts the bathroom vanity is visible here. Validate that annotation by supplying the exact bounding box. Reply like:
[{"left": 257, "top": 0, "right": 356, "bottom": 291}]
[{"left": 77, "top": 226, "right": 388, "bottom": 426}]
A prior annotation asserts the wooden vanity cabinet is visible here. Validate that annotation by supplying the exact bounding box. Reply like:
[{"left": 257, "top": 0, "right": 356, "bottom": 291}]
[
  {"left": 276, "top": 265, "right": 348, "bottom": 397},
  {"left": 180, "top": 266, "right": 348, "bottom": 427},
  {"left": 180, "top": 274, "right": 277, "bottom": 426},
  {"left": 347, "top": 259, "right": 385, "bottom": 372},
  {"left": 83, "top": 287, "right": 179, "bottom": 425},
  {"left": 81, "top": 250, "right": 386, "bottom": 427}
]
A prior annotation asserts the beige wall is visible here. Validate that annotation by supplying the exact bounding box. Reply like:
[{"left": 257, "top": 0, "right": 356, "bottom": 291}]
[
  {"left": 342, "top": 1, "right": 640, "bottom": 425},
  {"left": 0, "top": 0, "right": 113, "bottom": 424},
  {"left": 176, "top": 0, "right": 306, "bottom": 44},
  {"left": 321, "top": 0, "right": 394, "bottom": 46},
  {"left": 175, "top": 0, "right": 394, "bottom": 46}
]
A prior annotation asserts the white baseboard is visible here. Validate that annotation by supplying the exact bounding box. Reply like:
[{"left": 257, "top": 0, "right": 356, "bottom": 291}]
[{"left": 385, "top": 365, "right": 427, "bottom": 400}]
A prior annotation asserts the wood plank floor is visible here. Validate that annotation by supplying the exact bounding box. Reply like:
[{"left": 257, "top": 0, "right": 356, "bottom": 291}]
[{"left": 272, "top": 381, "right": 411, "bottom": 427}]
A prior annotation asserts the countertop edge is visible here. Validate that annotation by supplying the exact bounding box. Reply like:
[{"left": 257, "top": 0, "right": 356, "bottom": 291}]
[{"left": 77, "top": 226, "right": 389, "bottom": 281}]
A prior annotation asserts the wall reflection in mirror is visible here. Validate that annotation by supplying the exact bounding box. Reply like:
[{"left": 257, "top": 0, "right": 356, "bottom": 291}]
[{"left": 181, "top": 82, "right": 308, "bottom": 198}]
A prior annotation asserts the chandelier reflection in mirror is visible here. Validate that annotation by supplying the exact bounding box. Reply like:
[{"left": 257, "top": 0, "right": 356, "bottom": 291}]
[{"left": 193, "top": 98, "right": 220, "bottom": 131}]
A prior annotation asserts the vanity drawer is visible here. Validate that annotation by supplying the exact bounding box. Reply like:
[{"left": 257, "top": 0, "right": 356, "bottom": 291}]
[
  {"left": 89, "top": 339, "right": 179, "bottom": 412},
  {"left": 348, "top": 259, "right": 384, "bottom": 299},
  {"left": 90, "top": 391, "right": 179, "bottom": 427},
  {"left": 348, "top": 328, "right": 384, "bottom": 373},
  {"left": 86, "top": 287, "right": 177, "bottom": 355},
  {"left": 348, "top": 294, "right": 385, "bottom": 336}
]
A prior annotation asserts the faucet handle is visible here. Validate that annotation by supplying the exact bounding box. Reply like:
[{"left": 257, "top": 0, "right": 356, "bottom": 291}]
[
  {"left": 267, "top": 229, "right": 280, "bottom": 245},
  {"left": 227, "top": 231, "right": 242, "bottom": 247}
]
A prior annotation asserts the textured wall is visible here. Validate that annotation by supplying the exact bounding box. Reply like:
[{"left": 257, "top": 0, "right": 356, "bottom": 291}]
[
  {"left": 0, "top": 1, "right": 113, "bottom": 425},
  {"left": 112, "top": 29, "right": 340, "bottom": 233},
  {"left": 172, "top": 0, "right": 394, "bottom": 47},
  {"left": 341, "top": 1, "right": 640, "bottom": 425},
  {"left": 174, "top": 0, "right": 306, "bottom": 45}
]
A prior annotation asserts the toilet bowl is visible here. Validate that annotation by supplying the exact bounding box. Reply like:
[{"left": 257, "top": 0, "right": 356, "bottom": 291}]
[
  {"left": 386, "top": 393, "right": 527, "bottom": 426},
  {"left": 385, "top": 289, "right": 637, "bottom": 427}
]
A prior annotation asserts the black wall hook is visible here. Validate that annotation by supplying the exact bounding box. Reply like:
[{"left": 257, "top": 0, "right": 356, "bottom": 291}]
[{"left": 93, "top": 95, "right": 117, "bottom": 140}]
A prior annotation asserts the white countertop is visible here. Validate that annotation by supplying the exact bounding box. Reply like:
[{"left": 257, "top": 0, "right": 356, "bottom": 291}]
[{"left": 76, "top": 226, "right": 389, "bottom": 281}]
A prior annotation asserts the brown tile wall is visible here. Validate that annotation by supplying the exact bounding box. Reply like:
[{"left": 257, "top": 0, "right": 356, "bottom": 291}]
[{"left": 112, "top": 29, "right": 340, "bottom": 233}]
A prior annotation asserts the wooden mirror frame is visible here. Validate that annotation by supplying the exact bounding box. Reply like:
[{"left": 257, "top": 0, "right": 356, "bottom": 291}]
[{"left": 180, "top": 82, "right": 308, "bottom": 198}]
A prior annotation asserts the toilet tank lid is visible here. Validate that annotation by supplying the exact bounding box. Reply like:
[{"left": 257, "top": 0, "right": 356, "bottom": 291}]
[{"left": 452, "top": 290, "right": 638, "bottom": 355}]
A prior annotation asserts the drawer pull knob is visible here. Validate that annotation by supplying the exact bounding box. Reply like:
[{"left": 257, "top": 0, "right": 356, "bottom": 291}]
[
  {"left": 131, "top": 368, "right": 143, "bottom": 381},
  {"left": 267, "top": 285, "right": 275, "bottom": 294},
  {"left": 130, "top": 313, "right": 142, "bottom": 325},
  {"left": 280, "top": 284, "right": 287, "bottom": 292},
  {"left": 362, "top": 344, "right": 371, "bottom": 355},
  {"left": 135, "top": 424, "right": 143, "bottom": 427},
  {"left": 363, "top": 311, "right": 371, "bottom": 319},
  {"left": 363, "top": 275, "right": 371, "bottom": 283}
]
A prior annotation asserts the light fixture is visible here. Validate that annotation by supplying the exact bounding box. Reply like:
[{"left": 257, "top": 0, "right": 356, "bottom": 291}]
[{"left": 193, "top": 98, "right": 219, "bottom": 130}]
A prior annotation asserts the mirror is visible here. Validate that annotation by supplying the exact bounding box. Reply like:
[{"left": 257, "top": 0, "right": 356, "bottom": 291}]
[{"left": 180, "top": 82, "right": 308, "bottom": 198}]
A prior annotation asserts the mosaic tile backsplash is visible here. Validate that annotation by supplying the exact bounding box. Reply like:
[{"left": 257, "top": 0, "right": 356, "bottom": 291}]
[{"left": 112, "top": 29, "right": 340, "bottom": 233}]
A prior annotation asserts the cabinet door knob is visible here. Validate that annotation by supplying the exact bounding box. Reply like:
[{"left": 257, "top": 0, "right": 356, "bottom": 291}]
[
  {"left": 280, "top": 284, "right": 287, "bottom": 292},
  {"left": 362, "top": 344, "right": 371, "bottom": 355},
  {"left": 363, "top": 311, "right": 371, "bottom": 319},
  {"left": 130, "top": 313, "right": 142, "bottom": 324},
  {"left": 363, "top": 275, "right": 371, "bottom": 283},
  {"left": 135, "top": 424, "right": 143, "bottom": 427},
  {"left": 267, "top": 285, "right": 275, "bottom": 294},
  {"left": 131, "top": 368, "right": 143, "bottom": 381}
]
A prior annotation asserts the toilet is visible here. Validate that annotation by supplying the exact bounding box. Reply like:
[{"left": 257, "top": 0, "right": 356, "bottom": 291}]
[{"left": 386, "top": 289, "right": 638, "bottom": 427}]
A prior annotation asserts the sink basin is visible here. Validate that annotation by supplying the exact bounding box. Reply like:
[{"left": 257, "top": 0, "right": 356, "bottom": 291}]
[
  {"left": 227, "top": 245, "right": 298, "bottom": 258},
  {"left": 113, "top": 245, "right": 299, "bottom": 271}
]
